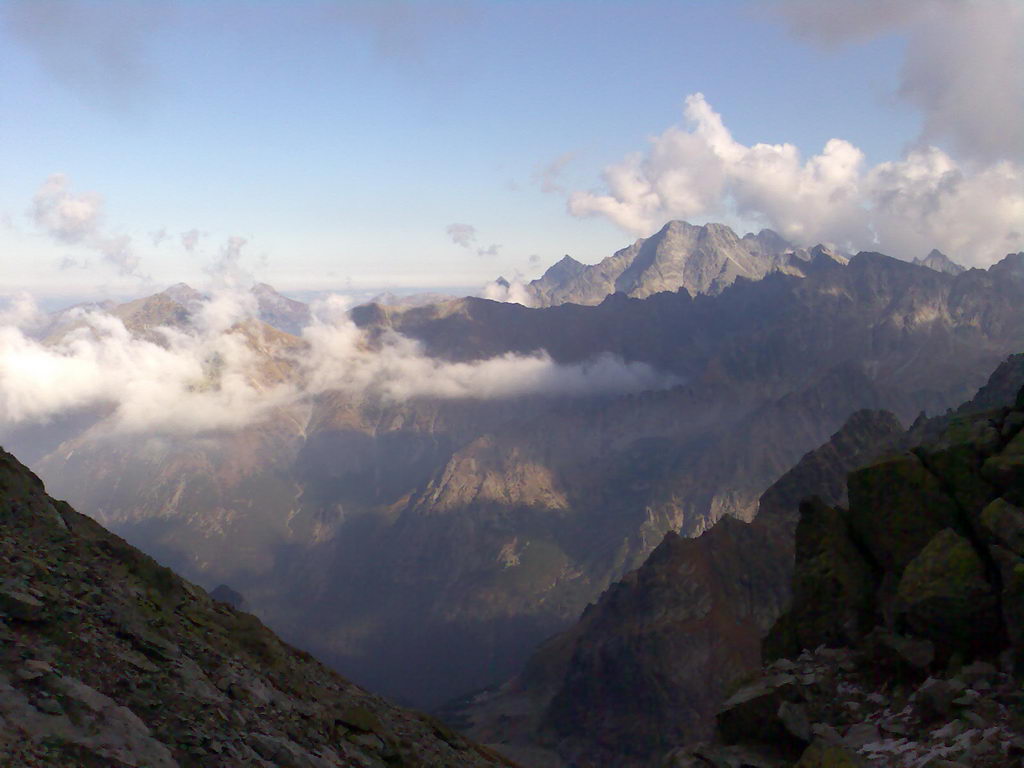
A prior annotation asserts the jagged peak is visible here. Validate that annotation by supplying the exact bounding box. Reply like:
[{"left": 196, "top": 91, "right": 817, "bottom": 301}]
[{"left": 913, "top": 249, "right": 966, "bottom": 275}]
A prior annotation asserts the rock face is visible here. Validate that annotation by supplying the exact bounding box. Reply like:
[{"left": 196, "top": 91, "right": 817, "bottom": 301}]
[
  {"left": 451, "top": 409, "right": 906, "bottom": 767},
  {"left": 0, "top": 447, "right": 513, "bottom": 767},
  {"left": 672, "top": 379, "right": 1024, "bottom": 767},
  {"left": 522, "top": 221, "right": 845, "bottom": 306}
]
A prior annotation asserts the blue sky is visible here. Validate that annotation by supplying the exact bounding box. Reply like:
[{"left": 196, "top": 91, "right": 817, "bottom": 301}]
[{"left": 1, "top": 0, "right": 1020, "bottom": 300}]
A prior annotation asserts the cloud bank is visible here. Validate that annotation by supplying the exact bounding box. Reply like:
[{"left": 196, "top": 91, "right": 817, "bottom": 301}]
[
  {"left": 568, "top": 94, "right": 1024, "bottom": 266},
  {"left": 0, "top": 290, "right": 676, "bottom": 435}
]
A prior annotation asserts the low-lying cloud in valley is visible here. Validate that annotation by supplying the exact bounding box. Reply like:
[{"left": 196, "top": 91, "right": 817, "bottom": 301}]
[{"left": 0, "top": 289, "right": 677, "bottom": 436}]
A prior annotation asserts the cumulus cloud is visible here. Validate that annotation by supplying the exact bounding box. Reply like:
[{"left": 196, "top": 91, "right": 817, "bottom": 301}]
[
  {"left": 0, "top": 293, "right": 46, "bottom": 332},
  {"left": 0, "top": 306, "right": 293, "bottom": 434},
  {"left": 0, "top": 289, "right": 675, "bottom": 436},
  {"left": 568, "top": 94, "right": 1024, "bottom": 266},
  {"left": 446, "top": 222, "right": 502, "bottom": 258},
  {"left": 30, "top": 174, "right": 144, "bottom": 277},
  {"left": 776, "top": 0, "right": 1024, "bottom": 164},
  {"left": 481, "top": 278, "right": 534, "bottom": 307}
]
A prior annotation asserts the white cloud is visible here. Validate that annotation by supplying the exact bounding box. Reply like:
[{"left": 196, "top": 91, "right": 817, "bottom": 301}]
[
  {"left": 300, "top": 294, "right": 674, "bottom": 401},
  {"left": 0, "top": 306, "right": 293, "bottom": 434},
  {"left": 31, "top": 174, "right": 102, "bottom": 243},
  {"left": 0, "top": 290, "right": 676, "bottom": 436},
  {"left": 481, "top": 278, "right": 534, "bottom": 307},
  {"left": 568, "top": 94, "right": 1024, "bottom": 266},
  {"left": 30, "top": 174, "right": 144, "bottom": 277},
  {"left": 776, "top": 0, "right": 1024, "bottom": 164}
]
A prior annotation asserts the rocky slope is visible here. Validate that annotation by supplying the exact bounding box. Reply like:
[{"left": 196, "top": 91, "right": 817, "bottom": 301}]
[
  {"left": 0, "top": 446, "right": 516, "bottom": 767},
  {"left": 669, "top": 368, "right": 1024, "bottom": 767},
  {"left": 451, "top": 409, "right": 905, "bottom": 766},
  {"left": 522, "top": 221, "right": 845, "bottom": 307},
  {"left": 14, "top": 246, "right": 1024, "bottom": 711},
  {"left": 454, "top": 354, "right": 1024, "bottom": 767}
]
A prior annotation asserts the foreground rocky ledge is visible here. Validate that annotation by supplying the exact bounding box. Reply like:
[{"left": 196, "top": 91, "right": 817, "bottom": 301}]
[
  {"left": 0, "top": 447, "right": 516, "bottom": 767},
  {"left": 668, "top": 382, "right": 1024, "bottom": 767}
]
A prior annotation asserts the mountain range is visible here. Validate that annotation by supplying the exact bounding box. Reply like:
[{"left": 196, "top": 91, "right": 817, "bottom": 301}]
[{"left": 4, "top": 222, "right": 1020, "bottom": 718}]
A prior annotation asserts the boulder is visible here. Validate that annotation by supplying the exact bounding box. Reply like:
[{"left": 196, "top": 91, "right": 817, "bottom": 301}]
[
  {"left": 862, "top": 627, "right": 935, "bottom": 679},
  {"left": 795, "top": 740, "right": 866, "bottom": 767},
  {"left": 776, "top": 499, "right": 877, "bottom": 653},
  {"left": 918, "top": 416, "right": 999, "bottom": 515},
  {"left": 989, "top": 545, "right": 1024, "bottom": 669},
  {"left": 978, "top": 497, "right": 1024, "bottom": 556},
  {"left": 981, "top": 430, "right": 1024, "bottom": 495},
  {"left": 846, "top": 453, "right": 962, "bottom": 576},
  {"left": 895, "top": 529, "right": 999, "bottom": 655},
  {"left": 717, "top": 674, "right": 804, "bottom": 752}
]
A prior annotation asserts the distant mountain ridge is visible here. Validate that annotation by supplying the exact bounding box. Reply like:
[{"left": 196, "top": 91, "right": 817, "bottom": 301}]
[
  {"left": 8, "top": 222, "right": 1023, "bottom": 715},
  {"left": 522, "top": 221, "right": 848, "bottom": 307}
]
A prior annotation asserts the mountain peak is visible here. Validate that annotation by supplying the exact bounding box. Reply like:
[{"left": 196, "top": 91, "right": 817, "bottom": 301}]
[
  {"left": 913, "top": 249, "right": 966, "bottom": 275},
  {"left": 160, "top": 282, "right": 203, "bottom": 304}
]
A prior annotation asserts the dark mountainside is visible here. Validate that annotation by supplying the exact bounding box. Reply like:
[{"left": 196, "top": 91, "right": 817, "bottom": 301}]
[
  {"left": 0, "top": 446, "right": 516, "bottom": 767},
  {"left": 457, "top": 354, "right": 1024, "bottom": 767},
  {"left": 669, "top": 367, "right": 1024, "bottom": 767},
  {"left": 13, "top": 238, "right": 1024, "bottom": 711}
]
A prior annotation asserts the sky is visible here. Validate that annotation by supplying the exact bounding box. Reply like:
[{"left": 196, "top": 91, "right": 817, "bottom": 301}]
[{"left": 0, "top": 0, "right": 1022, "bottom": 303}]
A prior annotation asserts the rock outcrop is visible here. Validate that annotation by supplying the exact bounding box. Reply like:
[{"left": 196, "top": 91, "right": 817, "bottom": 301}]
[
  {"left": 670, "top": 378, "right": 1024, "bottom": 767},
  {"left": 0, "top": 447, "right": 514, "bottom": 767},
  {"left": 451, "top": 410, "right": 906, "bottom": 767}
]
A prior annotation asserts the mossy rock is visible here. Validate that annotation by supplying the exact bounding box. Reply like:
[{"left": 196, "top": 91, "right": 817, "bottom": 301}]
[
  {"left": 784, "top": 498, "right": 877, "bottom": 652},
  {"left": 981, "top": 433, "right": 1024, "bottom": 494},
  {"left": 990, "top": 545, "right": 1024, "bottom": 667},
  {"left": 338, "top": 704, "right": 383, "bottom": 734},
  {"left": 847, "top": 453, "right": 962, "bottom": 576},
  {"left": 917, "top": 418, "right": 997, "bottom": 517},
  {"left": 795, "top": 740, "right": 865, "bottom": 767},
  {"left": 895, "top": 528, "right": 999, "bottom": 654},
  {"left": 978, "top": 497, "right": 1024, "bottom": 556}
]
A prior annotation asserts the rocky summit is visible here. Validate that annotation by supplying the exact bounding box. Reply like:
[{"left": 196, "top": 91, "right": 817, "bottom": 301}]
[
  {"left": 521, "top": 221, "right": 846, "bottom": 307},
  {"left": 0, "top": 447, "right": 515, "bottom": 767},
  {"left": 669, "top": 377, "right": 1024, "bottom": 767}
]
